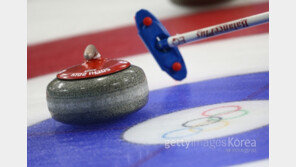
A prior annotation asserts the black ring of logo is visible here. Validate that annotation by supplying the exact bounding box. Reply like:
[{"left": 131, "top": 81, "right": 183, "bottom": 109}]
[{"left": 182, "top": 116, "right": 222, "bottom": 128}]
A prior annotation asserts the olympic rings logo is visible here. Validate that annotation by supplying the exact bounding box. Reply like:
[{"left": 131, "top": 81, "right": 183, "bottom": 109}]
[{"left": 162, "top": 105, "right": 249, "bottom": 139}]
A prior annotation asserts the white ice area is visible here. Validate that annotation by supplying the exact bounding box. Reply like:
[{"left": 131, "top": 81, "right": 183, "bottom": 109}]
[
  {"left": 123, "top": 100, "right": 268, "bottom": 144},
  {"left": 232, "top": 159, "right": 269, "bottom": 167},
  {"left": 27, "top": 34, "right": 269, "bottom": 126},
  {"left": 28, "top": 0, "right": 268, "bottom": 44}
]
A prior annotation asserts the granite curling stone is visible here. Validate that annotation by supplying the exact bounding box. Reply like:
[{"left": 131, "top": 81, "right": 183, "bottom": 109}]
[{"left": 46, "top": 44, "right": 149, "bottom": 125}]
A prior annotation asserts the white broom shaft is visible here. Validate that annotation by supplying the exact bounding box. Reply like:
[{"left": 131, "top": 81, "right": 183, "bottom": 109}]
[{"left": 166, "top": 12, "right": 269, "bottom": 47}]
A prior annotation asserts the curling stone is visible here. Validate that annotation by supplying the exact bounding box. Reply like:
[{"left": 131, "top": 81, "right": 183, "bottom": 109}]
[{"left": 46, "top": 44, "right": 149, "bottom": 125}]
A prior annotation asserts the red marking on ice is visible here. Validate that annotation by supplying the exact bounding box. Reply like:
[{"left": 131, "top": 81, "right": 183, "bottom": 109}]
[
  {"left": 202, "top": 105, "right": 242, "bottom": 117},
  {"left": 28, "top": 2, "right": 269, "bottom": 79},
  {"left": 243, "top": 84, "right": 269, "bottom": 100}
]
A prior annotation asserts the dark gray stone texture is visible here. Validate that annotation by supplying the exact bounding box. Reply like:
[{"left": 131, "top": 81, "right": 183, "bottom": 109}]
[{"left": 46, "top": 65, "right": 149, "bottom": 125}]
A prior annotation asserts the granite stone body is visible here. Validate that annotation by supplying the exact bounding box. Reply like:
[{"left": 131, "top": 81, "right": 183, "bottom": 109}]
[{"left": 47, "top": 65, "right": 149, "bottom": 125}]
